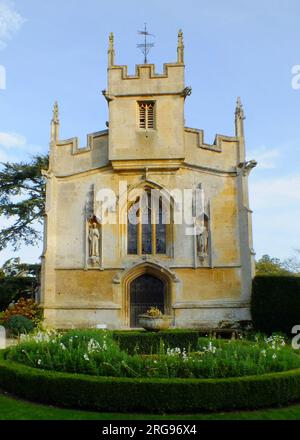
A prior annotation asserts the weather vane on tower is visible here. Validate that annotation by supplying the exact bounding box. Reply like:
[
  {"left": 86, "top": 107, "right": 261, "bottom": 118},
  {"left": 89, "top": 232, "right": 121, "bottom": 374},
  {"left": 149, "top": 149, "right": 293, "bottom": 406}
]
[{"left": 137, "top": 23, "right": 155, "bottom": 64}]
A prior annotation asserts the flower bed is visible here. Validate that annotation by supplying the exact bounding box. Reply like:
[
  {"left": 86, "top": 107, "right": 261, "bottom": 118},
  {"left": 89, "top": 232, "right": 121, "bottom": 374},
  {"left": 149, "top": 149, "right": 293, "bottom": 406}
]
[{"left": 5, "top": 330, "right": 300, "bottom": 380}]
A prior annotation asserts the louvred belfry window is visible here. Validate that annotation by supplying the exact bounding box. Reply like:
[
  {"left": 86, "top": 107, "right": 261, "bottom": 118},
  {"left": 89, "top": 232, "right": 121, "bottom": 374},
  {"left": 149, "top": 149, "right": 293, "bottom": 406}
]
[{"left": 138, "top": 102, "right": 155, "bottom": 129}]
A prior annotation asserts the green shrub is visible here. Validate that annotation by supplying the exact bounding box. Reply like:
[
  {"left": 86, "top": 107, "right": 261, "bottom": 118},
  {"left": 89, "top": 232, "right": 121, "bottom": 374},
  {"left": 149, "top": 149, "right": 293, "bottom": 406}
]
[
  {"left": 252, "top": 276, "right": 300, "bottom": 335},
  {"left": 2, "top": 298, "right": 43, "bottom": 325},
  {"left": 0, "top": 276, "right": 34, "bottom": 311},
  {"left": 112, "top": 330, "right": 202, "bottom": 354},
  {"left": 1, "top": 350, "right": 300, "bottom": 413},
  {"left": 5, "top": 315, "right": 35, "bottom": 336}
]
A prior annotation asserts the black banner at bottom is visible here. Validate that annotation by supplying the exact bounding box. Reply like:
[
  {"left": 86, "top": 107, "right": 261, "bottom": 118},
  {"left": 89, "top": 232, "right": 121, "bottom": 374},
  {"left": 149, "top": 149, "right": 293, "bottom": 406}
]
[{"left": 0, "top": 420, "right": 298, "bottom": 438}]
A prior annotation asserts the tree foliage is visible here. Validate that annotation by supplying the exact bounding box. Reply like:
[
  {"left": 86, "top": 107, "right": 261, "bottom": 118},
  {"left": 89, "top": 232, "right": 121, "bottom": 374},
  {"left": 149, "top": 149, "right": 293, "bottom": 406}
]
[
  {"left": 0, "top": 276, "right": 35, "bottom": 311},
  {"left": 0, "top": 259, "right": 41, "bottom": 311},
  {"left": 0, "top": 155, "right": 48, "bottom": 251},
  {"left": 255, "top": 254, "right": 291, "bottom": 276},
  {"left": 1, "top": 257, "right": 40, "bottom": 278},
  {"left": 283, "top": 250, "right": 300, "bottom": 274}
]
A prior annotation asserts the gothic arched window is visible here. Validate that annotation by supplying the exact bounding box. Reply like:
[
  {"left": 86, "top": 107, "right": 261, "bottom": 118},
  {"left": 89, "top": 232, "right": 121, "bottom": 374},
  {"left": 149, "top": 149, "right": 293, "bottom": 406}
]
[{"left": 127, "top": 190, "right": 168, "bottom": 256}]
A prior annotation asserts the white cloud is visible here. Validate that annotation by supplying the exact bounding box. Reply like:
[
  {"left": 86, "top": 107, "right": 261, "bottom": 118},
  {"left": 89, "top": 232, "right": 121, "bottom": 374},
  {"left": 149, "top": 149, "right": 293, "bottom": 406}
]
[
  {"left": 0, "top": 132, "right": 43, "bottom": 163},
  {"left": 250, "top": 174, "right": 300, "bottom": 259},
  {"left": 0, "top": 0, "right": 25, "bottom": 50},
  {"left": 250, "top": 174, "right": 300, "bottom": 210},
  {"left": 248, "top": 146, "right": 280, "bottom": 169},
  {"left": 0, "top": 131, "right": 26, "bottom": 149}
]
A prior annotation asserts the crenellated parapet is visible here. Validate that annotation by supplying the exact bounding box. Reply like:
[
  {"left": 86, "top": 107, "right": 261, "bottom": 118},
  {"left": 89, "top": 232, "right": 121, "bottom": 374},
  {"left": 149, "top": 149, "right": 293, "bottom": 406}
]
[
  {"left": 107, "top": 63, "right": 185, "bottom": 98},
  {"left": 108, "top": 62, "right": 184, "bottom": 80},
  {"left": 56, "top": 130, "right": 108, "bottom": 156},
  {"left": 185, "top": 127, "right": 238, "bottom": 153},
  {"left": 50, "top": 130, "right": 109, "bottom": 176},
  {"left": 106, "top": 30, "right": 185, "bottom": 98}
]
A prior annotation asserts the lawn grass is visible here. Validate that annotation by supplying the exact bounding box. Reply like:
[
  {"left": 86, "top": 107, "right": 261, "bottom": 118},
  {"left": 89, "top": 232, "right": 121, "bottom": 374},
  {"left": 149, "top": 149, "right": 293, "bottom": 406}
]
[{"left": 0, "top": 392, "right": 300, "bottom": 420}]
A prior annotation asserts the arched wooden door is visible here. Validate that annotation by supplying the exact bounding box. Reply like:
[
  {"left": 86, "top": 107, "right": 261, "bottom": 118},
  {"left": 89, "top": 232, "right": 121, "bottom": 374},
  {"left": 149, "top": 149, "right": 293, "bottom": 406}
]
[{"left": 130, "top": 274, "right": 165, "bottom": 328}]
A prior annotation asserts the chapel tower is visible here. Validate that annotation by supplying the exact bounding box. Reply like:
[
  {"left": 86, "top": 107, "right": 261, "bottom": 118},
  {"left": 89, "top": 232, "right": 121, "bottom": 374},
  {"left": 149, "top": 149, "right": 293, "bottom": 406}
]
[{"left": 105, "top": 30, "right": 186, "bottom": 169}]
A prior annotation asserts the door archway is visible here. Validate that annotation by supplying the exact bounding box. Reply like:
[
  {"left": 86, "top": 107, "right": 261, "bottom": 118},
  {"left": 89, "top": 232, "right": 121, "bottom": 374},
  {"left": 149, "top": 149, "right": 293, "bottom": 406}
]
[
  {"left": 130, "top": 274, "right": 165, "bottom": 328},
  {"left": 117, "top": 261, "right": 177, "bottom": 327}
]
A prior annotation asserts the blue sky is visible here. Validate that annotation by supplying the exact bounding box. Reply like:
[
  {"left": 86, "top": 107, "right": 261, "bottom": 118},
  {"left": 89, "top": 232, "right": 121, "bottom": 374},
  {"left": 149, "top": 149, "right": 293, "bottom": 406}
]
[{"left": 0, "top": 0, "right": 299, "bottom": 265}]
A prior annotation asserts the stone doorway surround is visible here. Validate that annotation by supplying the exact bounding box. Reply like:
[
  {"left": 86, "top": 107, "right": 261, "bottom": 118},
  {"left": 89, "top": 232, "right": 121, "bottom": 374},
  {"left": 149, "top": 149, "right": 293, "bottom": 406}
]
[{"left": 112, "top": 260, "right": 181, "bottom": 328}]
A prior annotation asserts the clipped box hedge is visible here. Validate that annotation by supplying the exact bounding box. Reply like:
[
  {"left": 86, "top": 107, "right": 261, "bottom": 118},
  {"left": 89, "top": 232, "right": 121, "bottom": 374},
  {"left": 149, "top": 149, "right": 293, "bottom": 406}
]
[
  {"left": 112, "top": 330, "right": 203, "bottom": 354},
  {"left": 1, "top": 351, "right": 300, "bottom": 413},
  {"left": 252, "top": 275, "right": 300, "bottom": 335}
]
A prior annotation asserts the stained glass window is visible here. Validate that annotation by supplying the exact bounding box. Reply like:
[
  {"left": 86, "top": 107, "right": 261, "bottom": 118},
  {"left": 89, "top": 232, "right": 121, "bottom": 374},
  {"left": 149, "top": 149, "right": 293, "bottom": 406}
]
[{"left": 127, "top": 190, "right": 167, "bottom": 256}]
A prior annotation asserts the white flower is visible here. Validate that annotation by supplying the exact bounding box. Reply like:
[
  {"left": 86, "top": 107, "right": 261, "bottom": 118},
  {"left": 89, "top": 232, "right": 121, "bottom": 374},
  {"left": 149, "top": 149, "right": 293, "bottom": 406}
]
[
  {"left": 203, "top": 342, "right": 217, "bottom": 354},
  {"left": 265, "top": 335, "right": 285, "bottom": 351},
  {"left": 261, "top": 349, "right": 267, "bottom": 357},
  {"left": 37, "top": 359, "right": 42, "bottom": 366},
  {"left": 60, "top": 343, "right": 66, "bottom": 351},
  {"left": 166, "top": 347, "right": 185, "bottom": 357},
  {"left": 87, "top": 338, "right": 102, "bottom": 353},
  {"left": 83, "top": 353, "right": 90, "bottom": 361}
]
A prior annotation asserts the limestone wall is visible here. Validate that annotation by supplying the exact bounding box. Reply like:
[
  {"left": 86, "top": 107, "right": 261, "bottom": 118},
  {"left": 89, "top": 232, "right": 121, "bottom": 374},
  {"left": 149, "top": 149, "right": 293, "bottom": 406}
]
[{"left": 42, "top": 53, "right": 254, "bottom": 329}]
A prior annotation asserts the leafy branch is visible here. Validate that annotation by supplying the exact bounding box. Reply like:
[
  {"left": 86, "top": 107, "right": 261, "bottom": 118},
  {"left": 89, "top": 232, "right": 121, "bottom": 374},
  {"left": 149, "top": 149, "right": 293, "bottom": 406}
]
[{"left": 0, "top": 155, "right": 49, "bottom": 251}]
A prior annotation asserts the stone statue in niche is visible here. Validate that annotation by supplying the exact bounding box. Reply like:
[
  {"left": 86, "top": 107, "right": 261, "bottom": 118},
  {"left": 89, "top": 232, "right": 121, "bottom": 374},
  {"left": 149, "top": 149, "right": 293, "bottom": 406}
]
[
  {"left": 89, "top": 223, "right": 100, "bottom": 258},
  {"left": 87, "top": 214, "right": 102, "bottom": 267},
  {"left": 195, "top": 216, "right": 209, "bottom": 257}
]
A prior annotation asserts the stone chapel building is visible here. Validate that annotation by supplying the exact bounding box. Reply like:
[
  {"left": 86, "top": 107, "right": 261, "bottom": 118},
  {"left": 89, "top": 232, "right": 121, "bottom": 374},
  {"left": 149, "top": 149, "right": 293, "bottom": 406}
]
[{"left": 41, "top": 31, "right": 256, "bottom": 329}]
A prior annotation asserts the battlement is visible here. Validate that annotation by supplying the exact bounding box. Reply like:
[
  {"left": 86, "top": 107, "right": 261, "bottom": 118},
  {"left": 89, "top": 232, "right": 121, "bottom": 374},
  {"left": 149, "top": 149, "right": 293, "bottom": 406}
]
[
  {"left": 109, "top": 62, "right": 184, "bottom": 79},
  {"left": 107, "top": 63, "right": 185, "bottom": 97},
  {"left": 106, "top": 30, "right": 185, "bottom": 97}
]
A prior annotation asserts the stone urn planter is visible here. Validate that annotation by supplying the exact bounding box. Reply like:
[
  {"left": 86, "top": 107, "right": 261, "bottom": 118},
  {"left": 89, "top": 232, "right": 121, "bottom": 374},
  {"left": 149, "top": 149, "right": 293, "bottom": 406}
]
[{"left": 139, "top": 314, "right": 173, "bottom": 332}]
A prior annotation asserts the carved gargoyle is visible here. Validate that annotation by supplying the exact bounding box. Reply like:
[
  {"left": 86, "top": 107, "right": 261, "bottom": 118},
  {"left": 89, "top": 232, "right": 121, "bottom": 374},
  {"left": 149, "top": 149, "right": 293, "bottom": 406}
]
[
  {"left": 102, "top": 89, "right": 113, "bottom": 103},
  {"left": 181, "top": 86, "right": 192, "bottom": 98},
  {"left": 238, "top": 160, "right": 258, "bottom": 176}
]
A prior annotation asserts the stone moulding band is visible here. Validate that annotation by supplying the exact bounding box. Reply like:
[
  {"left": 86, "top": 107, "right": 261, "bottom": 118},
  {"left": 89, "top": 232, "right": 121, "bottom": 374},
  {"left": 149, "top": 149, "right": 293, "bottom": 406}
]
[
  {"left": 183, "top": 162, "right": 237, "bottom": 177},
  {"left": 54, "top": 265, "right": 242, "bottom": 272},
  {"left": 50, "top": 160, "right": 237, "bottom": 181},
  {"left": 54, "top": 165, "right": 112, "bottom": 180},
  {"left": 42, "top": 304, "right": 121, "bottom": 310},
  {"left": 172, "top": 301, "right": 250, "bottom": 309},
  {"left": 114, "top": 92, "right": 185, "bottom": 98}
]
